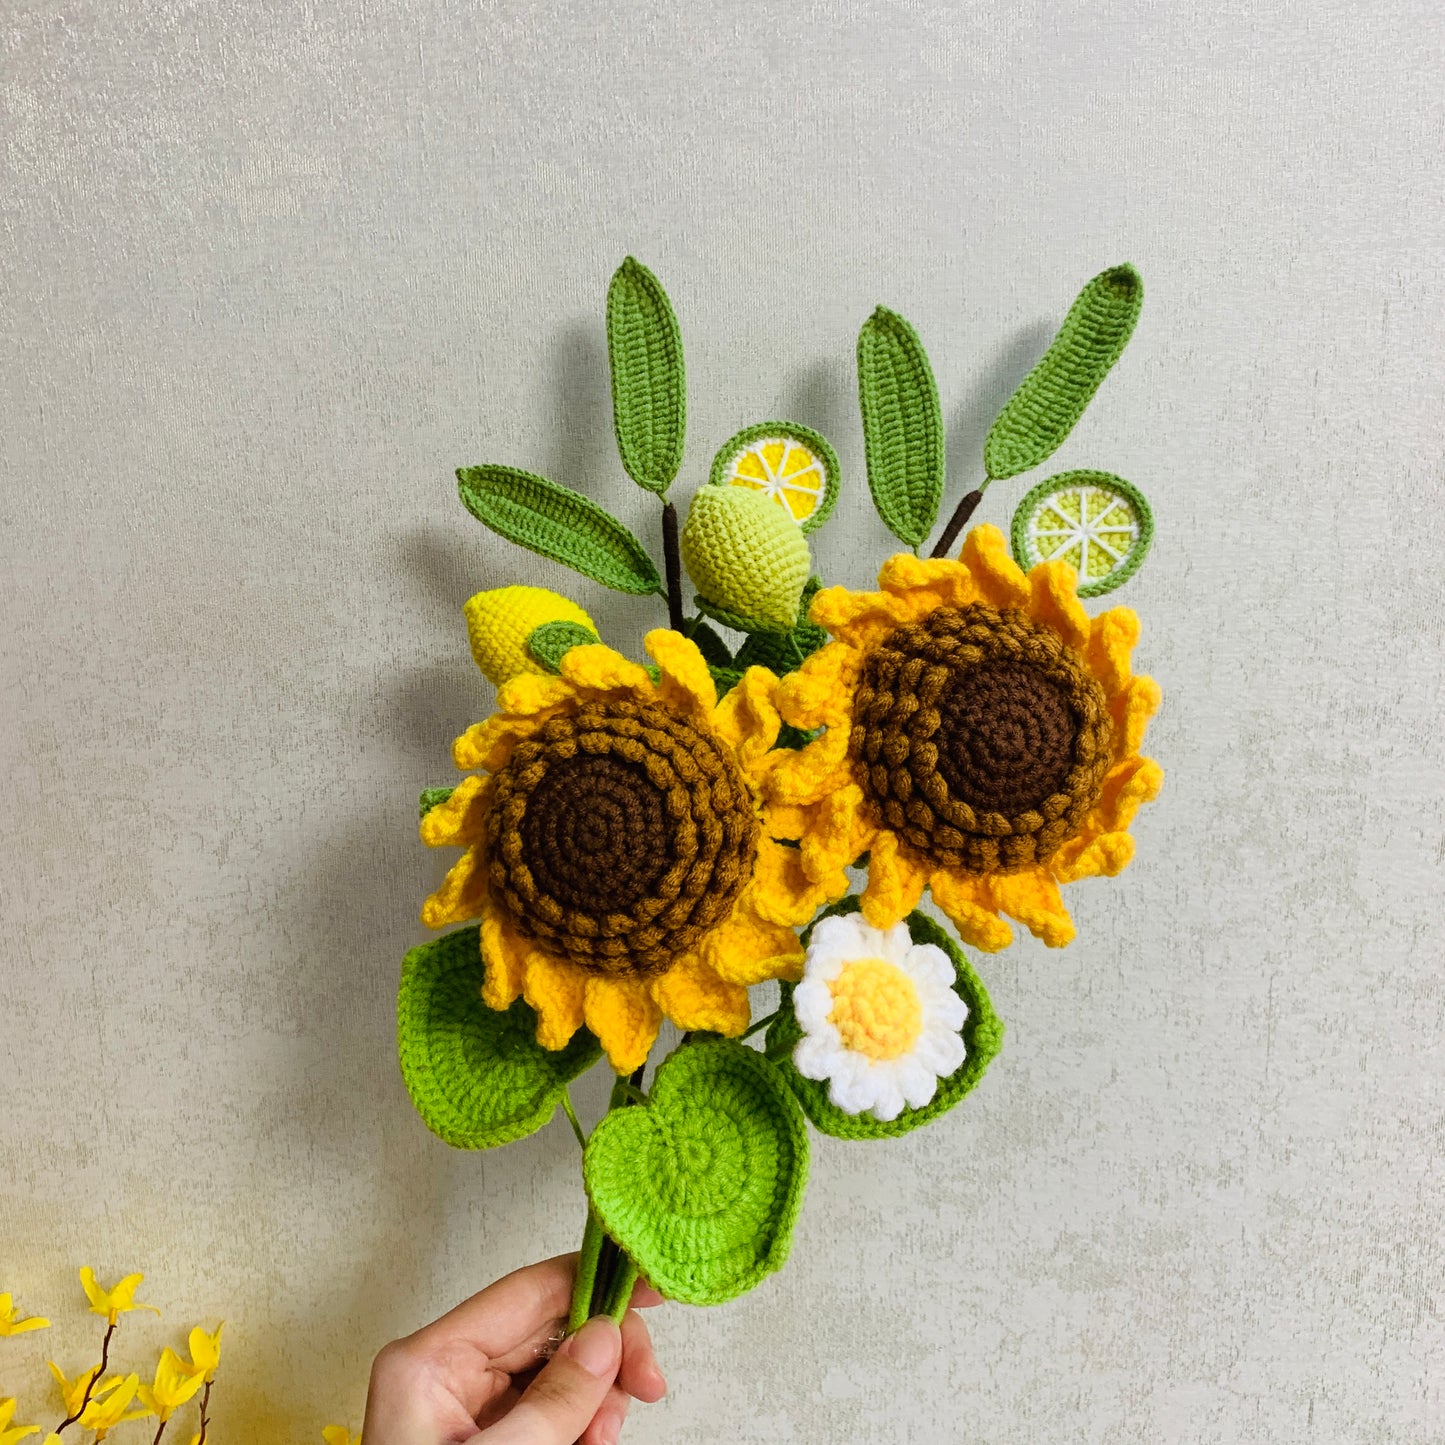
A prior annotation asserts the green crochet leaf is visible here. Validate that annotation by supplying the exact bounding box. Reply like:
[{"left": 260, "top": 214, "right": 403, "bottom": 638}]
[
  {"left": 682, "top": 617, "right": 734, "bottom": 669},
  {"left": 398, "top": 927, "right": 601, "bottom": 1149},
  {"left": 457, "top": 465, "right": 663, "bottom": 596},
  {"left": 733, "top": 577, "right": 828, "bottom": 671},
  {"left": 857, "top": 307, "right": 945, "bottom": 548},
  {"left": 984, "top": 264, "right": 1143, "bottom": 481},
  {"left": 419, "top": 786, "right": 455, "bottom": 819},
  {"left": 765, "top": 899, "right": 1004, "bottom": 1140},
  {"left": 527, "top": 619, "right": 601, "bottom": 672},
  {"left": 583, "top": 1038, "right": 808, "bottom": 1305},
  {"left": 606, "top": 257, "right": 686, "bottom": 496}
]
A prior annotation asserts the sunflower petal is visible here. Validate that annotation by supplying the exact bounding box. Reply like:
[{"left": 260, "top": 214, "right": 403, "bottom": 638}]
[
  {"left": 496, "top": 673, "right": 576, "bottom": 717},
  {"left": 774, "top": 641, "right": 863, "bottom": 729},
  {"left": 929, "top": 870, "right": 1014, "bottom": 952},
  {"left": 859, "top": 829, "right": 928, "bottom": 927},
  {"left": 559, "top": 643, "right": 652, "bottom": 696},
  {"left": 876, "top": 553, "right": 983, "bottom": 615},
  {"left": 959, "top": 524, "right": 1031, "bottom": 607},
  {"left": 584, "top": 977, "right": 662, "bottom": 1074},
  {"left": 1086, "top": 606, "right": 1141, "bottom": 694},
  {"left": 808, "top": 587, "right": 910, "bottom": 649},
  {"left": 1029, "top": 560, "right": 1091, "bottom": 651},
  {"left": 649, "top": 956, "right": 751, "bottom": 1036},
  {"left": 453, "top": 714, "right": 540, "bottom": 772},
  {"left": 1091, "top": 755, "right": 1165, "bottom": 835},
  {"left": 797, "top": 783, "right": 874, "bottom": 885},
  {"left": 479, "top": 901, "right": 527, "bottom": 1009},
  {"left": 751, "top": 836, "right": 848, "bottom": 926},
  {"left": 522, "top": 951, "right": 588, "bottom": 1050},
  {"left": 698, "top": 901, "right": 805, "bottom": 984},
  {"left": 1051, "top": 830, "right": 1137, "bottom": 883},
  {"left": 419, "top": 774, "right": 493, "bottom": 847},
  {"left": 711, "top": 665, "right": 782, "bottom": 774},
  {"left": 420, "top": 848, "right": 488, "bottom": 928},
  {"left": 645, "top": 629, "right": 717, "bottom": 717},
  {"left": 763, "top": 724, "right": 852, "bottom": 806},
  {"left": 1113, "top": 675, "right": 1162, "bottom": 756},
  {"left": 984, "top": 869, "right": 1075, "bottom": 947}
]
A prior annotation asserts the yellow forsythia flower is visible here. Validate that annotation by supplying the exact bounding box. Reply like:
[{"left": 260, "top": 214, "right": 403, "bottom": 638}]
[
  {"left": 78, "top": 1374, "right": 148, "bottom": 1438},
  {"left": 47, "top": 1362, "right": 107, "bottom": 1419},
  {"left": 0, "top": 1397, "right": 40, "bottom": 1445},
  {"left": 0, "top": 1295, "right": 49, "bottom": 1336},
  {"left": 463, "top": 586, "right": 596, "bottom": 686},
  {"left": 680, "top": 485, "right": 810, "bottom": 630},
  {"left": 322, "top": 1428, "right": 361, "bottom": 1445},
  {"left": 179, "top": 1322, "right": 224, "bottom": 1380},
  {"left": 137, "top": 1349, "right": 205, "bottom": 1422},
  {"left": 78, "top": 1269, "right": 159, "bottom": 1325}
]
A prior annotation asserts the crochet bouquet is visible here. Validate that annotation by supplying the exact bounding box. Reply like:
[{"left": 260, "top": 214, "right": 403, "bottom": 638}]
[{"left": 398, "top": 259, "right": 1162, "bottom": 1326}]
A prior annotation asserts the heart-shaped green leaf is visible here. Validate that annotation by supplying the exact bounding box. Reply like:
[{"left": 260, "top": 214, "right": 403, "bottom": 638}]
[
  {"left": 457, "top": 464, "right": 663, "bottom": 596},
  {"left": 765, "top": 900, "right": 1004, "bottom": 1140},
  {"left": 398, "top": 927, "right": 600, "bottom": 1149},
  {"left": 583, "top": 1039, "right": 808, "bottom": 1305}
]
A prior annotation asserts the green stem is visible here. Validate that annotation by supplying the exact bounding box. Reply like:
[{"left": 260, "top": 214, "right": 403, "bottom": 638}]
[
  {"left": 560, "top": 1088, "right": 587, "bottom": 1149},
  {"left": 568, "top": 1208, "right": 607, "bottom": 1334},
  {"left": 740, "top": 1010, "right": 779, "bottom": 1041},
  {"left": 603, "top": 1256, "right": 641, "bottom": 1324}
]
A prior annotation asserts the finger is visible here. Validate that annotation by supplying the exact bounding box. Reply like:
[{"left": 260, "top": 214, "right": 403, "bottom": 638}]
[
  {"left": 618, "top": 1309, "right": 667, "bottom": 1403},
  {"left": 471, "top": 1315, "right": 621, "bottom": 1445},
  {"left": 415, "top": 1253, "right": 576, "bottom": 1359},
  {"left": 627, "top": 1280, "right": 665, "bottom": 1310},
  {"left": 580, "top": 1384, "right": 632, "bottom": 1445}
]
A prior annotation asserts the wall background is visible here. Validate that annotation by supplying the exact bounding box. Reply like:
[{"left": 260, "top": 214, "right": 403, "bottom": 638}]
[{"left": 3, "top": 1, "right": 1442, "bottom": 1440}]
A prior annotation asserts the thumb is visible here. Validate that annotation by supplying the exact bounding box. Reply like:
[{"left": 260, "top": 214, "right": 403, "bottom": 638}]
[{"left": 471, "top": 1316, "right": 622, "bottom": 1445}]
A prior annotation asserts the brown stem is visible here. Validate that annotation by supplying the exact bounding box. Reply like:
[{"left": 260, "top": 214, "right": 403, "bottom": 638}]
[
  {"left": 929, "top": 487, "right": 985, "bottom": 558},
  {"left": 57, "top": 1318, "right": 116, "bottom": 1431},
  {"left": 661, "top": 502, "right": 685, "bottom": 631},
  {"left": 196, "top": 1380, "right": 213, "bottom": 1445},
  {"left": 152, "top": 1417, "right": 169, "bottom": 1445}
]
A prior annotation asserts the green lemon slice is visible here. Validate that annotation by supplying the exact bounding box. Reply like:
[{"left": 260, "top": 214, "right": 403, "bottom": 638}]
[{"left": 1010, "top": 469, "right": 1154, "bottom": 598}]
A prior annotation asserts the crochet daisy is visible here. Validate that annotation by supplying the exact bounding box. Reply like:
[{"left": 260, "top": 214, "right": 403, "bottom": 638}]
[
  {"left": 421, "top": 626, "right": 819, "bottom": 1073},
  {"left": 763, "top": 525, "right": 1163, "bottom": 951},
  {"left": 792, "top": 914, "right": 967, "bottom": 1121}
]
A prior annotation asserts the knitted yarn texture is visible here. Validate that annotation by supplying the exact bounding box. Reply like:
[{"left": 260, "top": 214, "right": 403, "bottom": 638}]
[{"left": 680, "top": 485, "right": 810, "bottom": 631}]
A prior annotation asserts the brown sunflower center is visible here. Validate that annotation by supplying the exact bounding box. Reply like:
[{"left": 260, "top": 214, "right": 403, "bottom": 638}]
[
  {"left": 852, "top": 604, "right": 1113, "bottom": 873},
  {"left": 489, "top": 699, "right": 758, "bottom": 977}
]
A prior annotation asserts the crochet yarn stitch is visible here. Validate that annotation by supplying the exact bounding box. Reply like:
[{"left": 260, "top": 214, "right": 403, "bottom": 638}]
[
  {"left": 583, "top": 1038, "right": 809, "bottom": 1305},
  {"left": 680, "top": 485, "right": 810, "bottom": 631},
  {"left": 463, "top": 586, "right": 597, "bottom": 687},
  {"left": 606, "top": 256, "right": 686, "bottom": 496}
]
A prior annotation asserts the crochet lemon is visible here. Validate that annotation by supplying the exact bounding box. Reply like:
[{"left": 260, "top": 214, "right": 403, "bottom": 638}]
[
  {"left": 680, "top": 486, "right": 810, "bottom": 631},
  {"left": 463, "top": 586, "right": 597, "bottom": 687}
]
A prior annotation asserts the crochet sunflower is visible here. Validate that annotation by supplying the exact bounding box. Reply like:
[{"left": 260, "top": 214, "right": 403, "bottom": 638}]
[
  {"left": 420, "top": 626, "right": 816, "bottom": 1072},
  {"left": 762, "top": 525, "right": 1163, "bottom": 951}
]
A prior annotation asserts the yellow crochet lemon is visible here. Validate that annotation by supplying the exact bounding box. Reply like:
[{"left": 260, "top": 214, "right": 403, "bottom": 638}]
[
  {"left": 463, "top": 586, "right": 596, "bottom": 687},
  {"left": 711, "top": 422, "right": 840, "bottom": 533}
]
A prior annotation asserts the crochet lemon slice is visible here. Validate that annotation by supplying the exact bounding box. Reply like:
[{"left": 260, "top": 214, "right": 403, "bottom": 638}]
[
  {"left": 1010, "top": 469, "right": 1154, "bottom": 598},
  {"left": 710, "top": 422, "right": 840, "bottom": 533}
]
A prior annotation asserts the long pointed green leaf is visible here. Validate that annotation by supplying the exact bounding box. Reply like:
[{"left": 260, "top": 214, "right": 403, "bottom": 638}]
[
  {"left": 857, "top": 307, "right": 945, "bottom": 548},
  {"left": 984, "top": 264, "right": 1143, "bottom": 481},
  {"left": 457, "top": 464, "right": 662, "bottom": 595},
  {"left": 606, "top": 257, "right": 686, "bottom": 495}
]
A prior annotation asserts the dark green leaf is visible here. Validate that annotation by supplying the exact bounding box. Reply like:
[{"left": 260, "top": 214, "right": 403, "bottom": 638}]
[
  {"left": 419, "top": 786, "right": 455, "bottom": 819},
  {"left": 528, "top": 620, "right": 601, "bottom": 672}
]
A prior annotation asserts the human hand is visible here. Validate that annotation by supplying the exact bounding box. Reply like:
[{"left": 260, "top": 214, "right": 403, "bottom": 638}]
[{"left": 362, "top": 1253, "right": 666, "bottom": 1445}]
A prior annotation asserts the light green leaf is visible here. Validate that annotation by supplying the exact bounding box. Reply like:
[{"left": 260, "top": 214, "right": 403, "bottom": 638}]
[
  {"left": 398, "top": 927, "right": 600, "bottom": 1149},
  {"left": 984, "top": 263, "right": 1144, "bottom": 481},
  {"left": 418, "top": 786, "right": 455, "bottom": 819},
  {"left": 606, "top": 257, "right": 686, "bottom": 495},
  {"left": 857, "top": 307, "right": 945, "bottom": 548},
  {"left": 457, "top": 465, "right": 662, "bottom": 595},
  {"left": 583, "top": 1038, "right": 808, "bottom": 1305},
  {"left": 527, "top": 620, "right": 601, "bottom": 672}
]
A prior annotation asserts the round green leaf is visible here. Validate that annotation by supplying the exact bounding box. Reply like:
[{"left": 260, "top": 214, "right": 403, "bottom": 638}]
[
  {"left": 765, "top": 900, "right": 1004, "bottom": 1140},
  {"left": 527, "top": 619, "right": 601, "bottom": 672},
  {"left": 398, "top": 926, "right": 600, "bottom": 1149},
  {"left": 583, "top": 1038, "right": 808, "bottom": 1305}
]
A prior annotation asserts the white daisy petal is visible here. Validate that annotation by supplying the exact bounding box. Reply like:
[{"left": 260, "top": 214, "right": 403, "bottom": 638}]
[
  {"left": 793, "top": 978, "right": 835, "bottom": 1031},
  {"left": 896, "top": 1056, "right": 941, "bottom": 1109},
  {"left": 793, "top": 1033, "right": 840, "bottom": 1081},
  {"left": 868, "top": 1073, "right": 907, "bottom": 1122}
]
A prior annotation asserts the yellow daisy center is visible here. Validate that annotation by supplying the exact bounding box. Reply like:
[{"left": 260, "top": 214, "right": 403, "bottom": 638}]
[{"left": 826, "top": 957, "right": 923, "bottom": 1061}]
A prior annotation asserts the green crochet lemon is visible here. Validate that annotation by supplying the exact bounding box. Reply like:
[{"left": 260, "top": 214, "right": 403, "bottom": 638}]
[
  {"left": 680, "top": 486, "right": 811, "bottom": 632},
  {"left": 583, "top": 1039, "right": 808, "bottom": 1305},
  {"left": 398, "top": 927, "right": 600, "bottom": 1149}
]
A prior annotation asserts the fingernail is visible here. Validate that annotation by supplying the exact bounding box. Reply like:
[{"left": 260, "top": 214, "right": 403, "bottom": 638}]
[{"left": 561, "top": 1317, "right": 621, "bottom": 1377}]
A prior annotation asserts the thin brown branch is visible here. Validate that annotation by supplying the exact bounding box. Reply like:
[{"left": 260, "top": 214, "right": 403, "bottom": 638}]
[
  {"left": 661, "top": 502, "right": 685, "bottom": 631},
  {"left": 196, "top": 1377, "right": 213, "bottom": 1445},
  {"left": 57, "top": 1317, "right": 116, "bottom": 1431},
  {"left": 152, "top": 1417, "right": 169, "bottom": 1445}
]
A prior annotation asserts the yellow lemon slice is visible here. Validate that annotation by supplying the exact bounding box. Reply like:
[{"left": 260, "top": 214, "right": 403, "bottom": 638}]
[
  {"left": 1010, "top": 470, "right": 1154, "bottom": 598},
  {"left": 710, "top": 421, "right": 840, "bottom": 534}
]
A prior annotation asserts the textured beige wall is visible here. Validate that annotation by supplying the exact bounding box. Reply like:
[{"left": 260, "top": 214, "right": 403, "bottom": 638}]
[{"left": 3, "top": 1, "right": 1442, "bottom": 1440}]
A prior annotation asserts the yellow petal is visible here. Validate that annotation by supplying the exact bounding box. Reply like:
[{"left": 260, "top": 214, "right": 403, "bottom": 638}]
[
  {"left": 479, "top": 901, "right": 528, "bottom": 1010},
  {"left": 859, "top": 829, "right": 928, "bottom": 927},
  {"left": 750, "top": 837, "right": 848, "bottom": 927},
  {"left": 876, "top": 553, "right": 983, "bottom": 615},
  {"left": 697, "top": 900, "right": 805, "bottom": 984},
  {"left": 796, "top": 783, "right": 874, "bottom": 887},
  {"left": 711, "top": 666, "right": 782, "bottom": 774},
  {"left": 774, "top": 641, "right": 862, "bottom": 730},
  {"left": 419, "top": 774, "right": 493, "bottom": 848},
  {"left": 1051, "top": 830, "right": 1137, "bottom": 883},
  {"left": 1113, "top": 675, "right": 1162, "bottom": 757},
  {"left": 1090, "top": 755, "right": 1164, "bottom": 836},
  {"left": 558, "top": 643, "right": 652, "bottom": 697},
  {"left": 959, "top": 525, "right": 1031, "bottom": 607},
  {"left": 420, "top": 847, "right": 489, "bottom": 929},
  {"left": 1028, "top": 560, "right": 1091, "bottom": 652},
  {"left": 984, "top": 870, "right": 1075, "bottom": 948},
  {"left": 649, "top": 956, "right": 751, "bottom": 1036},
  {"left": 929, "top": 870, "right": 1014, "bottom": 952},
  {"left": 495, "top": 672, "right": 577, "bottom": 717},
  {"left": 1085, "top": 606, "right": 1141, "bottom": 694},
  {"left": 453, "top": 714, "right": 540, "bottom": 772},
  {"left": 584, "top": 977, "right": 662, "bottom": 1074},
  {"left": 762, "top": 724, "right": 852, "bottom": 807},
  {"left": 808, "top": 586, "right": 910, "bottom": 649},
  {"left": 762, "top": 801, "right": 812, "bottom": 841},
  {"left": 523, "top": 951, "right": 588, "bottom": 1051},
  {"left": 645, "top": 630, "right": 716, "bottom": 717}
]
